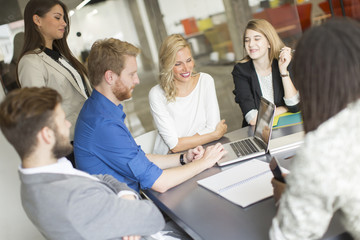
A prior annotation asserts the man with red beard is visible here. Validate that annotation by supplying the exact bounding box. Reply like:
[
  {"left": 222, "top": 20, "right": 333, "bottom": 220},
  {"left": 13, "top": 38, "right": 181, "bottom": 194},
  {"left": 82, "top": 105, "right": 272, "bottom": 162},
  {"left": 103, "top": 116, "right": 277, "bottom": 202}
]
[
  {"left": 0, "top": 87, "right": 165, "bottom": 239},
  {"left": 74, "top": 38, "right": 226, "bottom": 193}
]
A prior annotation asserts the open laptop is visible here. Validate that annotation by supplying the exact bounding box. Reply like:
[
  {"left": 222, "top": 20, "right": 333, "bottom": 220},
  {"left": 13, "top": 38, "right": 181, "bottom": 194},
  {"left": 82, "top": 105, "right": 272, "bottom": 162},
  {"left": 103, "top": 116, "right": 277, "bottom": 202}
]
[{"left": 217, "top": 97, "right": 276, "bottom": 166}]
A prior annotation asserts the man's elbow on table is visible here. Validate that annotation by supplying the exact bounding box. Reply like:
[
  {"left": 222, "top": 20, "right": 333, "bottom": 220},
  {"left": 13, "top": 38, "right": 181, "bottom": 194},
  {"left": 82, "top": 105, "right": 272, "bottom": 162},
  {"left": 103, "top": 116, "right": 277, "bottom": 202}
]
[{"left": 151, "top": 176, "right": 172, "bottom": 193}]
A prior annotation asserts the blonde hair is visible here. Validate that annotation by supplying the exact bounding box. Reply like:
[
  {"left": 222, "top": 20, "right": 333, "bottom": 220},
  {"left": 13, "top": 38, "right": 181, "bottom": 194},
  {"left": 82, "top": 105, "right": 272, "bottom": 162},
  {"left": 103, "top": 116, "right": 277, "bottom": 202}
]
[
  {"left": 87, "top": 38, "right": 140, "bottom": 87},
  {"left": 159, "top": 34, "right": 195, "bottom": 102},
  {"left": 240, "top": 19, "right": 284, "bottom": 63}
]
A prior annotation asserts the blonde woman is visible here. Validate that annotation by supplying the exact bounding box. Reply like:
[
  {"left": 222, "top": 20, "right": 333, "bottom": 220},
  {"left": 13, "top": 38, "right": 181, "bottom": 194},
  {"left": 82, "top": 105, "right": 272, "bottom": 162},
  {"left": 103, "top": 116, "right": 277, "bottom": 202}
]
[
  {"left": 232, "top": 19, "right": 299, "bottom": 127},
  {"left": 149, "top": 34, "right": 227, "bottom": 154}
]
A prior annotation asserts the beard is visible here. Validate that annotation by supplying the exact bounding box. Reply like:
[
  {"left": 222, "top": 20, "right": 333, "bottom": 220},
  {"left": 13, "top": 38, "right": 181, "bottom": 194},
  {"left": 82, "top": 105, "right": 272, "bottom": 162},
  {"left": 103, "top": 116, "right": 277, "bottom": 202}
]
[
  {"left": 112, "top": 80, "right": 133, "bottom": 101},
  {"left": 51, "top": 127, "right": 73, "bottom": 159}
]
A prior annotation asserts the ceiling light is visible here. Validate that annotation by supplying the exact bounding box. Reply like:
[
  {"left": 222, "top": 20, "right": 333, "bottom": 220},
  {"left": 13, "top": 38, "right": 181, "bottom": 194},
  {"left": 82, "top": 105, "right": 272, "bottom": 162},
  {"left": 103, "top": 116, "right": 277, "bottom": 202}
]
[{"left": 76, "top": 0, "right": 91, "bottom": 10}]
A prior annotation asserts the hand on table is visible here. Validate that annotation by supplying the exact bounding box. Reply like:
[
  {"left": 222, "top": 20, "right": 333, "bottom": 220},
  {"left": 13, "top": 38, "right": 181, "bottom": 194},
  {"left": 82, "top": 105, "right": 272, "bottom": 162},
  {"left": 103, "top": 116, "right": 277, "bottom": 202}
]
[
  {"left": 249, "top": 113, "right": 258, "bottom": 126},
  {"left": 201, "top": 142, "right": 227, "bottom": 168},
  {"left": 214, "top": 119, "right": 228, "bottom": 139},
  {"left": 186, "top": 145, "right": 205, "bottom": 163},
  {"left": 275, "top": 106, "right": 288, "bottom": 117}
]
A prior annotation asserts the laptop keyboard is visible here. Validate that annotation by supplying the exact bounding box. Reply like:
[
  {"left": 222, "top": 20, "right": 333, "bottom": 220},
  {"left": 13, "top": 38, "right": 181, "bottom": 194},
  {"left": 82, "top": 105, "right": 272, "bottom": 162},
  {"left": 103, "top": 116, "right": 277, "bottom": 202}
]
[{"left": 230, "top": 139, "right": 259, "bottom": 157}]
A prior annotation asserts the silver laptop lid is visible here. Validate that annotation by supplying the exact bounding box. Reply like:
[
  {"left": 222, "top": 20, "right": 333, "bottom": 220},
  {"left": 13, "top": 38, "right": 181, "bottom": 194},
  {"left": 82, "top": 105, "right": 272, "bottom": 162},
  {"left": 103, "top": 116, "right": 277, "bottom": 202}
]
[{"left": 253, "top": 97, "right": 276, "bottom": 151}]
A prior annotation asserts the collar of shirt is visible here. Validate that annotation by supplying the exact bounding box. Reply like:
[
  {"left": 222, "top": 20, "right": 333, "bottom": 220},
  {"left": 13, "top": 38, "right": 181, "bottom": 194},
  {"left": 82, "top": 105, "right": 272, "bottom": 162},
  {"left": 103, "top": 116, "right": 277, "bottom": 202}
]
[
  {"left": 44, "top": 47, "right": 61, "bottom": 61},
  {"left": 18, "top": 157, "right": 99, "bottom": 181},
  {"left": 91, "top": 89, "right": 126, "bottom": 122}
]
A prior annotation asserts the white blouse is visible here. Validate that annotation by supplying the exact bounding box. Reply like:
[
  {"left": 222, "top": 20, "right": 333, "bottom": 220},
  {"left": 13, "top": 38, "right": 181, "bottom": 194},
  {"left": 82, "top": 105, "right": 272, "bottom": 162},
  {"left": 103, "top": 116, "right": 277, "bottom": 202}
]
[{"left": 149, "top": 73, "right": 221, "bottom": 154}]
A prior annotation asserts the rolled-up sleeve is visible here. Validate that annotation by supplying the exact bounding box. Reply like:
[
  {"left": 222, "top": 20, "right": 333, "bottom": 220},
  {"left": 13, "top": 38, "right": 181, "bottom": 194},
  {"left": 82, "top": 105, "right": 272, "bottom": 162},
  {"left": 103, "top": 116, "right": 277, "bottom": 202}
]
[
  {"left": 127, "top": 148, "right": 163, "bottom": 190},
  {"left": 77, "top": 118, "right": 163, "bottom": 192},
  {"left": 283, "top": 91, "right": 300, "bottom": 107}
]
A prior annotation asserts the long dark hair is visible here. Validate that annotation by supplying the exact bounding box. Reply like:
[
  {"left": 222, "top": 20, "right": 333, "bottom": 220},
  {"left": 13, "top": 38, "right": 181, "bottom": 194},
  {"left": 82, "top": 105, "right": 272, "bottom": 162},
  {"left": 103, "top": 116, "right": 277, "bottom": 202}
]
[
  {"left": 17, "top": 0, "right": 87, "bottom": 84},
  {"left": 293, "top": 18, "right": 360, "bottom": 133}
]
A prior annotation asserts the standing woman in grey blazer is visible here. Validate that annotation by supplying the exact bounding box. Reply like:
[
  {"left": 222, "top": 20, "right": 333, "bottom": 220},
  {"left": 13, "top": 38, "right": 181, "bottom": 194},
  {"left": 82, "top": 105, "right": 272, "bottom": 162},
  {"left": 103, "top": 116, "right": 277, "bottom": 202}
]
[{"left": 17, "top": 0, "right": 92, "bottom": 143}]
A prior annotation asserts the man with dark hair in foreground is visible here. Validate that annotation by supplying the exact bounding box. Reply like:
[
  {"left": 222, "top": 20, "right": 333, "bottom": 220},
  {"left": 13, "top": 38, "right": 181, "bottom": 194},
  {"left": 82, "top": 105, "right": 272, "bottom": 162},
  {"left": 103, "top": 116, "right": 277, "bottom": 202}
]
[{"left": 0, "top": 87, "right": 165, "bottom": 240}]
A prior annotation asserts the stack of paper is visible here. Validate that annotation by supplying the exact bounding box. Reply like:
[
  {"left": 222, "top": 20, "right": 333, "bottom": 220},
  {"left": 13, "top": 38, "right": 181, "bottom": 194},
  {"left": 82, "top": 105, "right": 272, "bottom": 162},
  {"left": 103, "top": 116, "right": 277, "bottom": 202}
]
[
  {"left": 269, "top": 131, "right": 305, "bottom": 154},
  {"left": 197, "top": 159, "right": 273, "bottom": 208}
]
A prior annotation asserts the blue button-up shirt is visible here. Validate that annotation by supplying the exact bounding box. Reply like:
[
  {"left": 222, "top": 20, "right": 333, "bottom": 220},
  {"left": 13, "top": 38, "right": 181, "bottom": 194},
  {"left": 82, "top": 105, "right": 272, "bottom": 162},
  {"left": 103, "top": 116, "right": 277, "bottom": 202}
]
[{"left": 74, "top": 89, "right": 163, "bottom": 192}]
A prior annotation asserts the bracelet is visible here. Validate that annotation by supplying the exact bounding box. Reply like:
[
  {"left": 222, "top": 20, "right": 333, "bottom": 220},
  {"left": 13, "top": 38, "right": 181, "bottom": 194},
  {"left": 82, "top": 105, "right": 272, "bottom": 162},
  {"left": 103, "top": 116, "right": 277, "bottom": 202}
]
[
  {"left": 280, "top": 71, "right": 289, "bottom": 77},
  {"left": 180, "top": 154, "right": 186, "bottom": 165}
]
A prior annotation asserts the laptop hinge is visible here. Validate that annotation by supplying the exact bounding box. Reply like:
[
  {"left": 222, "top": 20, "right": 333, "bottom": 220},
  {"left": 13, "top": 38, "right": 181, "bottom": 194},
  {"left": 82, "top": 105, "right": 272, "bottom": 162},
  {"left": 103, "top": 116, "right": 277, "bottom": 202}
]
[{"left": 254, "top": 136, "right": 267, "bottom": 150}]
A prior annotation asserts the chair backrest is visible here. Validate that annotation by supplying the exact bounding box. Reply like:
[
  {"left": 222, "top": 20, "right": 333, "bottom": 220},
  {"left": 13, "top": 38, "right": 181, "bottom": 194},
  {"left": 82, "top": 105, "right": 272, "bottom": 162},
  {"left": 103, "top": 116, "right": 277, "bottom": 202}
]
[
  {"left": 319, "top": 0, "right": 360, "bottom": 19},
  {"left": 297, "top": 3, "right": 312, "bottom": 31},
  {"left": 252, "top": 4, "right": 302, "bottom": 39},
  {"left": 134, "top": 130, "right": 157, "bottom": 154}
]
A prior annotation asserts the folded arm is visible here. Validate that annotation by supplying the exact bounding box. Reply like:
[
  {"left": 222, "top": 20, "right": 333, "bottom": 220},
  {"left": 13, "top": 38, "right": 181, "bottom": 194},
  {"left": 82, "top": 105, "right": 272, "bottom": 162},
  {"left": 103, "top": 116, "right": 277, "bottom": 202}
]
[
  {"left": 68, "top": 181, "right": 165, "bottom": 238},
  {"left": 95, "top": 174, "right": 140, "bottom": 198},
  {"left": 171, "top": 119, "right": 227, "bottom": 153}
]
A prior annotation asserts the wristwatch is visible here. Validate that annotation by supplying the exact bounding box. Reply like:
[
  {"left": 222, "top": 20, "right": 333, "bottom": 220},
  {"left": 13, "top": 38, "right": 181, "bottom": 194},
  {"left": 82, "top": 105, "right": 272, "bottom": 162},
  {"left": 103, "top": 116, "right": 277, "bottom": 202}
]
[
  {"left": 280, "top": 71, "right": 289, "bottom": 77},
  {"left": 180, "top": 154, "right": 186, "bottom": 165}
]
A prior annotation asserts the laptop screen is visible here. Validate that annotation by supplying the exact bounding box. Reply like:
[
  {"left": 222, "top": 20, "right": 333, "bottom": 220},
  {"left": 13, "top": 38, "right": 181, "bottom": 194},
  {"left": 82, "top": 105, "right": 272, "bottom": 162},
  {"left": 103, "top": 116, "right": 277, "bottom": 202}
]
[{"left": 254, "top": 97, "right": 276, "bottom": 147}]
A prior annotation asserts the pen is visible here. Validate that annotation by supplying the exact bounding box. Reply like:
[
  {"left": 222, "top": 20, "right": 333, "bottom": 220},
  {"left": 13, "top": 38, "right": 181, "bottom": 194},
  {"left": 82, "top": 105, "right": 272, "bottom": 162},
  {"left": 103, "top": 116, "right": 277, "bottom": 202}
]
[{"left": 280, "top": 49, "right": 296, "bottom": 53}]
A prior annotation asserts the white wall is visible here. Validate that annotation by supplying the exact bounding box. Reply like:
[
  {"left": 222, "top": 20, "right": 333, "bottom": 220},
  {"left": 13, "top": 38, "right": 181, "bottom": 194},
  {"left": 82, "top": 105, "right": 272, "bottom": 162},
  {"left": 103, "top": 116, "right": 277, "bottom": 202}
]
[
  {"left": 1, "top": 0, "right": 227, "bottom": 68},
  {"left": 0, "top": 20, "right": 24, "bottom": 63},
  {"left": 0, "top": 14, "right": 43, "bottom": 240},
  {"left": 0, "top": 24, "right": 13, "bottom": 63},
  {"left": 137, "top": 0, "right": 159, "bottom": 65},
  {"left": 158, "top": 0, "right": 225, "bottom": 35},
  {"left": 0, "top": 21, "right": 42, "bottom": 240},
  {"left": 67, "top": 0, "right": 142, "bottom": 68},
  {"left": 67, "top": 0, "right": 227, "bottom": 66},
  {"left": 0, "top": 131, "right": 45, "bottom": 240}
]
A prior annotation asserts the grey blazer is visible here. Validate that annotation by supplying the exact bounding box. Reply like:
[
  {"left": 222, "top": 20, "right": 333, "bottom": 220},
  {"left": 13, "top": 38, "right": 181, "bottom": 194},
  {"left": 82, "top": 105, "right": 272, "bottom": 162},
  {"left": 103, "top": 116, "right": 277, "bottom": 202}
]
[
  {"left": 19, "top": 172, "right": 165, "bottom": 240},
  {"left": 18, "top": 50, "right": 92, "bottom": 140}
]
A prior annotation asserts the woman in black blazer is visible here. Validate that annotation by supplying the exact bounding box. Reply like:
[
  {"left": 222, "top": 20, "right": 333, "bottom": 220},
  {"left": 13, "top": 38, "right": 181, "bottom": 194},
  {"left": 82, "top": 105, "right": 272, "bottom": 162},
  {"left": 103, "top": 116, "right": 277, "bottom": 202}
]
[{"left": 232, "top": 19, "right": 299, "bottom": 127}]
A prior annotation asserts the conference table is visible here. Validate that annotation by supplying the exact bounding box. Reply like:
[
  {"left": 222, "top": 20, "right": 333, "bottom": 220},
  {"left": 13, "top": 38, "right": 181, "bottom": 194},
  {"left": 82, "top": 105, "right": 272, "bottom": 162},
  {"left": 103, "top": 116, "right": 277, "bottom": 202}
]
[{"left": 144, "top": 125, "right": 352, "bottom": 240}]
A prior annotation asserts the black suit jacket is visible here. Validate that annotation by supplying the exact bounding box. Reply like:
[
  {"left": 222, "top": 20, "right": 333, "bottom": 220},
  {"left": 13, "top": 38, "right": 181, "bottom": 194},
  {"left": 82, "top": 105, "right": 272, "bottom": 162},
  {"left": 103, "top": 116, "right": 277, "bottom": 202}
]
[{"left": 232, "top": 59, "right": 299, "bottom": 127}]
